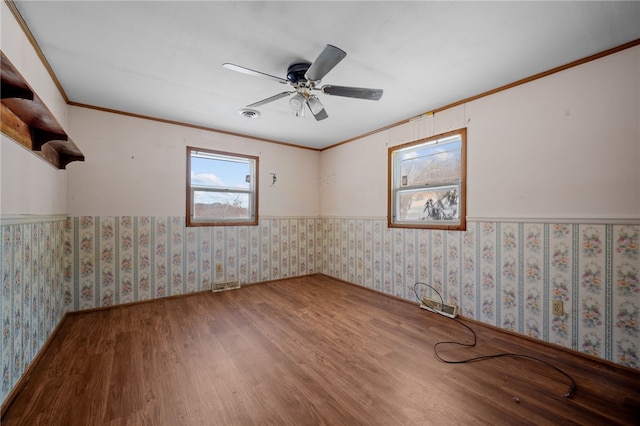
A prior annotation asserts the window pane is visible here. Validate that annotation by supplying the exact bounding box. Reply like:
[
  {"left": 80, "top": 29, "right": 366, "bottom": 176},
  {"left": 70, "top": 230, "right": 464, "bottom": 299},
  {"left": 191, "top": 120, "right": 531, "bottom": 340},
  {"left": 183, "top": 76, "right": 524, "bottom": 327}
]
[
  {"left": 191, "top": 156, "right": 250, "bottom": 190},
  {"left": 389, "top": 128, "right": 465, "bottom": 230},
  {"left": 193, "top": 190, "right": 250, "bottom": 220},
  {"left": 399, "top": 138, "right": 461, "bottom": 187},
  {"left": 187, "top": 147, "right": 258, "bottom": 227},
  {"left": 397, "top": 185, "right": 459, "bottom": 223}
]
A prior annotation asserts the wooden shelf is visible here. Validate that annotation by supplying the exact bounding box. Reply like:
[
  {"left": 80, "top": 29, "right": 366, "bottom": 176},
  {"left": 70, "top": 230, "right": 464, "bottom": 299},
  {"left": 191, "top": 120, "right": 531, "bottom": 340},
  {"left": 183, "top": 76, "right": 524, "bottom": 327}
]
[{"left": 1, "top": 51, "right": 84, "bottom": 169}]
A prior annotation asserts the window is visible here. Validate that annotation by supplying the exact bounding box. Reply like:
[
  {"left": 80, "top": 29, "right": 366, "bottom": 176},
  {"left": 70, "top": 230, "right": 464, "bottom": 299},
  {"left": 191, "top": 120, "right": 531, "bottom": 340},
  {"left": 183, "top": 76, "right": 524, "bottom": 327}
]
[
  {"left": 388, "top": 128, "right": 466, "bottom": 230},
  {"left": 186, "top": 147, "right": 258, "bottom": 226}
]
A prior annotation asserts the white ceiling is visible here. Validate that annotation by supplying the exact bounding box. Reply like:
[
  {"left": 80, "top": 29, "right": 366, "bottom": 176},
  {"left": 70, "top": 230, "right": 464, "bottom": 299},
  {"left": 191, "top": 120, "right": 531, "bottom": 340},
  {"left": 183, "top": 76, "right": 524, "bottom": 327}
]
[{"left": 11, "top": 1, "right": 640, "bottom": 150}]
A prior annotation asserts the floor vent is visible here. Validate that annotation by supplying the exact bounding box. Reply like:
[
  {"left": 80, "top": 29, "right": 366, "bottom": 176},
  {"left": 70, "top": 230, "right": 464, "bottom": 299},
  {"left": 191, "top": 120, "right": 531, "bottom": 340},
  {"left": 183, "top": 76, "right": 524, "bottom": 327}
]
[
  {"left": 420, "top": 297, "right": 458, "bottom": 318},
  {"left": 211, "top": 281, "right": 241, "bottom": 292}
]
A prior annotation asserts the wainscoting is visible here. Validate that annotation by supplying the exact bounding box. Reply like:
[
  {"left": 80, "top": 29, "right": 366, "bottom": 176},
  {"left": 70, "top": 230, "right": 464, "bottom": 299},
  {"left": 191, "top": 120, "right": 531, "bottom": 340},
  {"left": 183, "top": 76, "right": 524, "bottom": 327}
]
[
  {"left": 1, "top": 218, "right": 68, "bottom": 403},
  {"left": 1, "top": 216, "right": 638, "bottom": 406},
  {"left": 68, "top": 216, "right": 323, "bottom": 310}
]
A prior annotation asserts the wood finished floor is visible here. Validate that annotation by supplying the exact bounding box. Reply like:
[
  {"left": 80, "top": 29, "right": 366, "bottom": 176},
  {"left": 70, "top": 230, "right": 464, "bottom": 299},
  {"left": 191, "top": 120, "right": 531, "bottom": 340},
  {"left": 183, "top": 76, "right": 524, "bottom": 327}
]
[{"left": 3, "top": 275, "right": 639, "bottom": 425}]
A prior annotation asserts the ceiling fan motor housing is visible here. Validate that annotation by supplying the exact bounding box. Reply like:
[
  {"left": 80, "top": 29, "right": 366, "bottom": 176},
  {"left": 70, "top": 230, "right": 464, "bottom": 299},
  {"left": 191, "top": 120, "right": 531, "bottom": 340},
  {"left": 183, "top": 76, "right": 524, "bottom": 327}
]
[{"left": 287, "top": 63, "right": 311, "bottom": 84}]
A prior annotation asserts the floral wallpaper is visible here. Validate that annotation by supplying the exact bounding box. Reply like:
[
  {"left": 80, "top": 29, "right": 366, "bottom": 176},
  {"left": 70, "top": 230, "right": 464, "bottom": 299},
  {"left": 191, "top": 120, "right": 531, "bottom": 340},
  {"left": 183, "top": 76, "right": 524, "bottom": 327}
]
[
  {"left": 70, "top": 216, "right": 323, "bottom": 310},
  {"left": 321, "top": 219, "right": 639, "bottom": 369},
  {"left": 1, "top": 216, "right": 638, "bottom": 406},
  {"left": 1, "top": 219, "right": 68, "bottom": 405}
]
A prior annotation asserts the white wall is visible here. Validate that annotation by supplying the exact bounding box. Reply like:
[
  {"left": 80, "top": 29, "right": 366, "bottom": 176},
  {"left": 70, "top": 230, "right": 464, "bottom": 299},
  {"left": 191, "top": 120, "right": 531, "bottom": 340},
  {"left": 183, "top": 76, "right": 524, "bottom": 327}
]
[
  {"left": 320, "top": 46, "right": 640, "bottom": 222},
  {"left": 1, "top": 1, "right": 69, "bottom": 216},
  {"left": 0, "top": 136, "right": 68, "bottom": 215},
  {"left": 67, "top": 106, "right": 320, "bottom": 217},
  {"left": 319, "top": 130, "right": 388, "bottom": 218},
  {"left": 466, "top": 46, "right": 640, "bottom": 220}
]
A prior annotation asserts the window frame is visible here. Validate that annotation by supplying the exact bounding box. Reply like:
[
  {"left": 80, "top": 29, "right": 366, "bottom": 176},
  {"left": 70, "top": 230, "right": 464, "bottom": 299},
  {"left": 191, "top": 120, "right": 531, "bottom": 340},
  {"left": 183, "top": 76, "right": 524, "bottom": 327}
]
[
  {"left": 387, "top": 128, "right": 467, "bottom": 231},
  {"left": 186, "top": 146, "right": 259, "bottom": 227}
]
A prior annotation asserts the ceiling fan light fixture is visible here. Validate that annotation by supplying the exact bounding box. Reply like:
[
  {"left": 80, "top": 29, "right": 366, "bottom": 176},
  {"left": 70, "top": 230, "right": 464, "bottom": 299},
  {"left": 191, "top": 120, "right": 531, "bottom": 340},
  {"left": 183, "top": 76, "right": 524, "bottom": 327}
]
[
  {"left": 289, "top": 92, "right": 305, "bottom": 112},
  {"left": 307, "top": 96, "right": 324, "bottom": 115}
]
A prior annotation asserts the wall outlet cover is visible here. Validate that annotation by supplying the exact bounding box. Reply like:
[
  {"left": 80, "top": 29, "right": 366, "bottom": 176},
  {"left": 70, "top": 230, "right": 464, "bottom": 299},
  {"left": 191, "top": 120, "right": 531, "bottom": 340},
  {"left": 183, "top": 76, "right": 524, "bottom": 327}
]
[{"left": 552, "top": 300, "right": 564, "bottom": 316}]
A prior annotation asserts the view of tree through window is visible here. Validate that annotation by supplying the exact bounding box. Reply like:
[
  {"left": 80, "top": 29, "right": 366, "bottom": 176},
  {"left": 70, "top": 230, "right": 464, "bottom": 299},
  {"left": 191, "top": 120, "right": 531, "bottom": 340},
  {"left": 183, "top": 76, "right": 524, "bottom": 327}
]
[
  {"left": 388, "top": 129, "right": 466, "bottom": 230},
  {"left": 187, "top": 147, "right": 258, "bottom": 226}
]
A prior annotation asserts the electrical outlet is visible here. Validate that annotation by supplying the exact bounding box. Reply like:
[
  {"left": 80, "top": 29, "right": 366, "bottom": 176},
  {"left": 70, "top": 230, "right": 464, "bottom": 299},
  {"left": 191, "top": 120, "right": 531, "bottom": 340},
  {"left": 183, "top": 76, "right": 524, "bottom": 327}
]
[
  {"left": 552, "top": 300, "right": 564, "bottom": 316},
  {"left": 215, "top": 263, "right": 223, "bottom": 275}
]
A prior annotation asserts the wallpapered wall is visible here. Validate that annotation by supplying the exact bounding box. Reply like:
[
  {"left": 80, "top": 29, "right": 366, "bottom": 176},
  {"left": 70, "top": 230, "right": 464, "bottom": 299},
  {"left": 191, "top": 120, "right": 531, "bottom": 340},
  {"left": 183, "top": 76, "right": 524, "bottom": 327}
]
[
  {"left": 69, "top": 216, "right": 323, "bottom": 310},
  {"left": 1, "top": 220, "right": 68, "bottom": 404},
  {"left": 1, "top": 216, "right": 638, "bottom": 404}
]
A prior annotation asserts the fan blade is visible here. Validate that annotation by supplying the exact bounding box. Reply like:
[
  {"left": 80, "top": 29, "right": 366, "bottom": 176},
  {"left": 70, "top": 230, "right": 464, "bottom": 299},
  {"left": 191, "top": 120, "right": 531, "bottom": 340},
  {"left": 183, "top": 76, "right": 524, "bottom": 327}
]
[
  {"left": 304, "top": 45, "right": 346, "bottom": 82},
  {"left": 222, "top": 63, "right": 288, "bottom": 85},
  {"left": 307, "top": 99, "right": 328, "bottom": 121},
  {"left": 246, "top": 91, "right": 292, "bottom": 108},
  {"left": 321, "top": 85, "right": 383, "bottom": 100}
]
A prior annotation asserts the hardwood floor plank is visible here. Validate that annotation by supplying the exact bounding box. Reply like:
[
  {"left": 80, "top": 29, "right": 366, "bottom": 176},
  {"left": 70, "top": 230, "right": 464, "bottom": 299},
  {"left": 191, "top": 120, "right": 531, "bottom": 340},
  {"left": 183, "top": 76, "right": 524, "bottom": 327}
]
[{"left": 2, "top": 275, "right": 639, "bottom": 425}]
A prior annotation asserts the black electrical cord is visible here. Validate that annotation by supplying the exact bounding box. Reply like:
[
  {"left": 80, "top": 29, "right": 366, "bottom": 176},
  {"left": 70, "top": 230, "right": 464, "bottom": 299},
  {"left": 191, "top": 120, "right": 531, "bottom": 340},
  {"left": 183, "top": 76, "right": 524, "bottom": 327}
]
[{"left": 413, "top": 282, "right": 577, "bottom": 398}]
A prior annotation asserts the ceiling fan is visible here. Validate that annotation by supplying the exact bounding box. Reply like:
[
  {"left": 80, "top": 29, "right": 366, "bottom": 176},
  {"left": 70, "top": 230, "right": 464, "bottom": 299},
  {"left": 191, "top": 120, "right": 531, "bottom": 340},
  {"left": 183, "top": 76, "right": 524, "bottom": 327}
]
[{"left": 222, "top": 44, "right": 383, "bottom": 121}]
